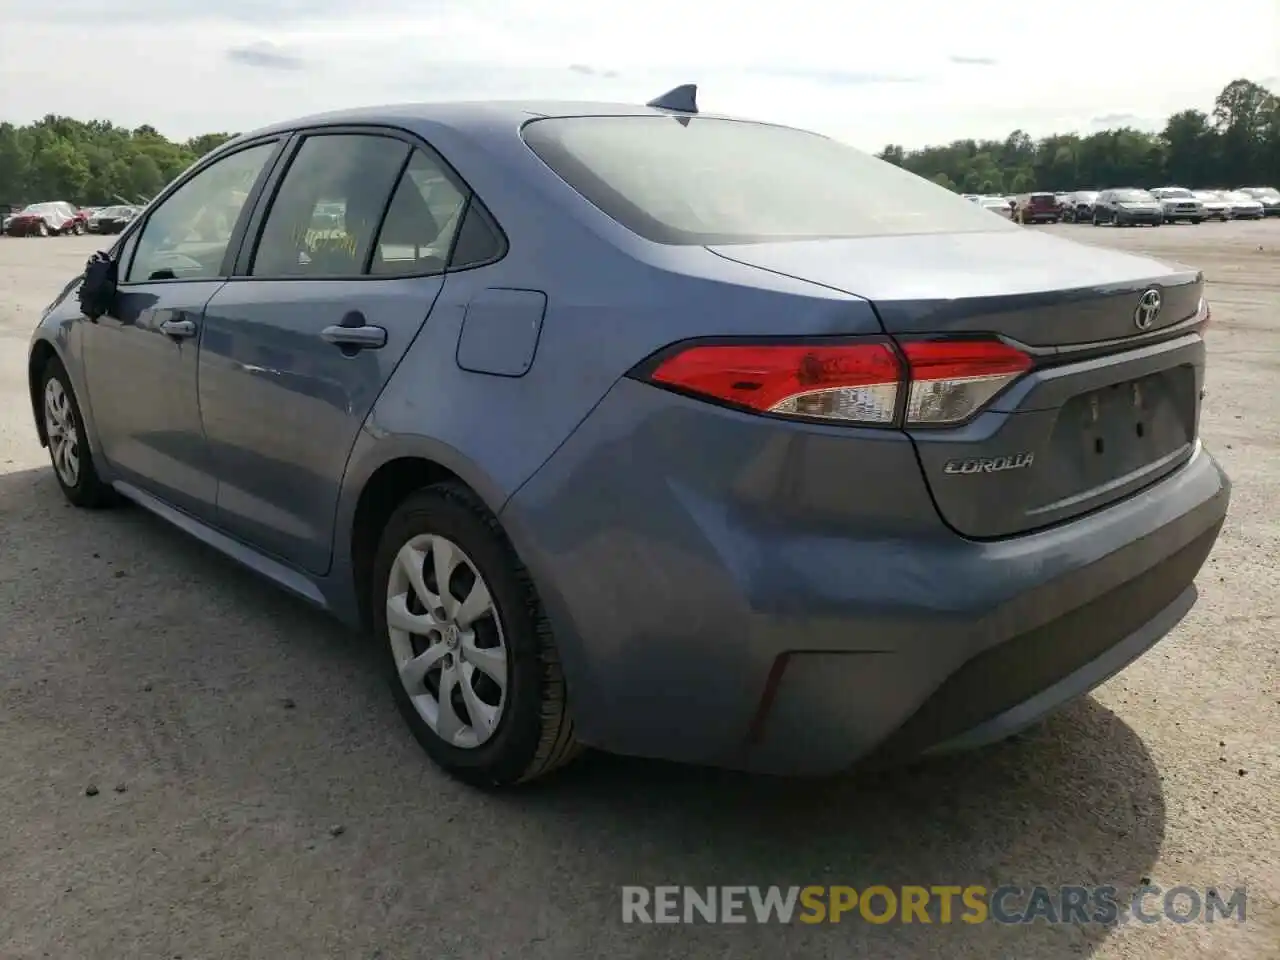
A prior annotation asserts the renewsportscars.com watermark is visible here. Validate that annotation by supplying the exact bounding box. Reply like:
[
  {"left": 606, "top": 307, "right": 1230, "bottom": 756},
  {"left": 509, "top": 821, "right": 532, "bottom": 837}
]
[{"left": 621, "top": 884, "right": 1248, "bottom": 926}]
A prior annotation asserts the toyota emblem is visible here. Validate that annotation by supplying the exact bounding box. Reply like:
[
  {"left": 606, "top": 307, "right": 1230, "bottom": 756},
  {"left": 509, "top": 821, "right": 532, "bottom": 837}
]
[{"left": 1134, "top": 289, "right": 1162, "bottom": 330}]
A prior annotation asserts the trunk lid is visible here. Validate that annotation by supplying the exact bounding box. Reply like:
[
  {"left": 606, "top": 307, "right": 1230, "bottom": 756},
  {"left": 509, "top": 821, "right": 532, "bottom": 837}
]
[{"left": 709, "top": 231, "right": 1205, "bottom": 538}]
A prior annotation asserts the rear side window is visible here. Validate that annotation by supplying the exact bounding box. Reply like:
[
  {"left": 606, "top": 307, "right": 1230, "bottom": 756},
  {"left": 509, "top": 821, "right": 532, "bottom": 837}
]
[
  {"left": 370, "top": 149, "right": 468, "bottom": 277},
  {"left": 251, "top": 133, "right": 409, "bottom": 277},
  {"left": 522, "top": 116, "right": 1017, "bottom": 245}
]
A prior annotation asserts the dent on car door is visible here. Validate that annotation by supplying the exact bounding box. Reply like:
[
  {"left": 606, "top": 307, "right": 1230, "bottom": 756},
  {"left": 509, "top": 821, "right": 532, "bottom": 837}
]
[
  {"left": 198, "top": 133, "right": 472, "bottom": 574},
  {"left": 81, "top": 139, "right": 281, "bottom": 517}
]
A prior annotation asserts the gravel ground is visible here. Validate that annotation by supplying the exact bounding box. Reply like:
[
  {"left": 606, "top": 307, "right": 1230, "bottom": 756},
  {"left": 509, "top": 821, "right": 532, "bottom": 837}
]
[{"left": 0, "top": 224, "right": 1276, "bottom": 959}]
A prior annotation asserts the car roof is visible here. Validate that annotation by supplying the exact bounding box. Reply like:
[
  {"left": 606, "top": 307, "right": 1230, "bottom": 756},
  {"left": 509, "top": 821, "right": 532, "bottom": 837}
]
[{"left": 229, "top": 100, "right": 743, "bottom": 144}]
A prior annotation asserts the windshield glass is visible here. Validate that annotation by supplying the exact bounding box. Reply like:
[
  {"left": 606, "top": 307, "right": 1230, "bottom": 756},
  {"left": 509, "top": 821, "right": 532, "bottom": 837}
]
[
  {"left": 522, "top": 116, "right": 1017, "bottom": 244},
  {"left": 22, "top": 203, "right": 59, "bottom": 214},
  {"left": 1115, "top": 190, "right": 1154, "bottom": 202},
  {"left": 1159, "top": 189, "right": 1193, "bottom": 198},
  {"left": 1251, "top": 189, "right": 1280, "bottom": 199},
  {"left": 1075, "top": 192, "right": 1099, "bottom": 200}
]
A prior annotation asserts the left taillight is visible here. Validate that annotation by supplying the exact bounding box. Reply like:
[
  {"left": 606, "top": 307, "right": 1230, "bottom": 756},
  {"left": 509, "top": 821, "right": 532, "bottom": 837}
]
[
  {"left": 647, "top": 342, "right": 902, "bottom": 424},
  {"left": 900, "top": 339, "right": 1034, "bottom": 425},
  {"left": 636, "top": 337, "right": 1033, "bottom": 427}
]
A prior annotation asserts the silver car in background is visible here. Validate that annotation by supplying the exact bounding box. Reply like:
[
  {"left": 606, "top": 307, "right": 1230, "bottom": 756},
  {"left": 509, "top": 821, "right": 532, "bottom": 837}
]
[
  {"left": 1150, "top": 187, "right": 1205, "bottom": 224},
  {"left": 979, "top": 195, "right": 1014, "bottom": 218},
  {"left": 1221, "top": 190, "right": 1265, "bottom": 220},
  {"left": 1192, "top": 191, "right": 1232, "bottom": 221}
]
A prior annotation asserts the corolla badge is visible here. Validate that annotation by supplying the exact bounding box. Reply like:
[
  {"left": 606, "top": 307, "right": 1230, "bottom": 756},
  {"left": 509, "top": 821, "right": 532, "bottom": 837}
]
[
  {"left": 1134, "top": 289, "right": 1162, "bottom": 330},
  {"left": 944, "top": 452, "right": 1035, "bottom": 475}
]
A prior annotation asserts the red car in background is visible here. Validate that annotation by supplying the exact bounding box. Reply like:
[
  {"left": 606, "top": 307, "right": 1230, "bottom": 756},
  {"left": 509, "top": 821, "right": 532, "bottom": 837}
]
[
  {"left": 4, "top": 201, "right": 86, "bottom": 236},
  {"left": 1012, "top": 192, "right": 1062, "bottom": 224}
]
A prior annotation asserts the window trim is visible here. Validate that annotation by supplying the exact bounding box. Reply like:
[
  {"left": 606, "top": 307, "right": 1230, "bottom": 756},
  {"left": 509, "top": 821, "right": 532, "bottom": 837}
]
[
  {"left": 114, "top": 136, "right": 288, "bottom": 288},
  {"left": 227, "top": 122, "right": 508, "bottom": 283}
]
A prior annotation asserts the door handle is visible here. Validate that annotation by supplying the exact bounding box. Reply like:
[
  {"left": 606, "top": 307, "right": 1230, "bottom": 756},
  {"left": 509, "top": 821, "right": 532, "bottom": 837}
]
[
  {"left": 160, "top": 317, "right": 197, "bottom": 339},
  {"left": 320, "top": 314, "right": 387, "bottom": 351}
]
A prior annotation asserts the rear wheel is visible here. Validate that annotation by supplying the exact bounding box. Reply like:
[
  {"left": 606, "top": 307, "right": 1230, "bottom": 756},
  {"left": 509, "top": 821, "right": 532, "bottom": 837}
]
[
  {"left": 36, "top": 220, "right": 49, "bottom": 237},
  {"left": 372, "top": 484, "right": 581, "bottom": 787},
  {"left": 40, "top": 357, "right": 116, "bottom": 508}
]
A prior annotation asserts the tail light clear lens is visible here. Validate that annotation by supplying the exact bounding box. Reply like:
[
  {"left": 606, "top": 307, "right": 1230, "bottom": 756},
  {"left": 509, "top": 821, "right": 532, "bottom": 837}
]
[
  {"left": 640, "top": 337, "right": 1033, "bottom": 427},
  {"left": 901, "top": 340, "right": 1034, "bottom": 425},
  {"left": 647, "top": 342, "right": 902, "bottom": 424}
]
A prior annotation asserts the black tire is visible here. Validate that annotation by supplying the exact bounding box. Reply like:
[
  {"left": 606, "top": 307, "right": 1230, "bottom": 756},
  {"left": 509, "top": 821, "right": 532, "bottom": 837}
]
[
  {"left": 371, "top": 483, "right": 581, "bottom": 787},
  {"left": 1092, "top": 212, "right": 1101, "bottom": 226},
  {"left": 38, "top": 356, "right": 117, "bottom": 508}
]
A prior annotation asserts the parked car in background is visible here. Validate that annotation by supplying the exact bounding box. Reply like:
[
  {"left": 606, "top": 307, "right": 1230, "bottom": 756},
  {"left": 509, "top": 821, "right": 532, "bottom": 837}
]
[
  {"left": 1221, "top": 190, "right": 1265, "bottom": 220},
  {"left": 1236, "top": 187, "right": 1280, "bottom": 216},
  {"left": 1061, "top": 191, "right": 1100, "bottom": 223},
  {"left": 87, "top": 205, "right": 139, "bottom": 234},
  {"left": 4, "top": 201, "right": 83, "bottom": 236},
  {"left": 1149, "top": 187, "right": 1204, "bottom": 224},
  {"left": 1192, "top": 190, "right": 1232, "bottom": 221},
  {"left": 979, "top": 195, "right": 1014, "bottom": 218},
  {"left": 1013, "top": 192, "right": 1061, "bottom": 223},
  {"left": 1092, "top": 189, "right": 1164, "bottom": 226}
]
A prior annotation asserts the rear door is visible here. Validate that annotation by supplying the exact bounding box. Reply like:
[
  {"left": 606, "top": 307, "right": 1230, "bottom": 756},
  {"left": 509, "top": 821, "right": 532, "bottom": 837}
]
[
  {"left": 711, "top": 230, "right": 1207, "bottom": 538},
  {"left": 197, "top": 130, "right": 471, "bottom": 574}
]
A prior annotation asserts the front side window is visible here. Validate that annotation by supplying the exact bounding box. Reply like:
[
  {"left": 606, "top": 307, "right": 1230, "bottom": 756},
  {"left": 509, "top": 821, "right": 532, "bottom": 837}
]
[
  {"left": 370, "top": 149, "right": 469, "bottom": 277},
  {"left": 126, "top": 142, "right": 276, "bottom": 283},
  {"left": 250, "top": 133, "right": 410, "bottom": 277},
  {"left": 522, "top": 116, "right": 1018, "bottom": 245}
]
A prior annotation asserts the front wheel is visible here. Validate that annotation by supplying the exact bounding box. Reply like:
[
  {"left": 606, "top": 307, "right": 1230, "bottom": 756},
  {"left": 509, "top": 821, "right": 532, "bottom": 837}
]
[
  {"left": 372, "top": 484, "right": 582, "bottom": 787},
  {"left": 37, "top": 221, "right": 49, "bottom": 237},
  {"left": 39, "top": 357, "right": 116, "bottom": 508}
]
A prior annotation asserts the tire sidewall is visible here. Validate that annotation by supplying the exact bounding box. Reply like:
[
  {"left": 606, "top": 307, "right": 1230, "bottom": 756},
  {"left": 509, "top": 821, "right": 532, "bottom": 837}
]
[
  {"left": 40, "top": 359, "right": 98, "bottom": 504},
  {"left": 371, "top": 487, "right": 549, "bottom": 785}
]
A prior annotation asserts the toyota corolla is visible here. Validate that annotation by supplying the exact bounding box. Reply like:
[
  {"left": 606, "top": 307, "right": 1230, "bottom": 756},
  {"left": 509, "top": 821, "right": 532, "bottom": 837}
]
[{"left": 27, "top": 87, "right": 1230, "bottom": 786}]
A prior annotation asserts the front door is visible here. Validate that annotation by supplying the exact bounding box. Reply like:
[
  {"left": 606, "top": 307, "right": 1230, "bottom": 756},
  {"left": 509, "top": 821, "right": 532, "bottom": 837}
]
[
  {"left": 198, "top": 133, "right": 469, "bottom": 574},
  {"left": 81, "top": 140, "right": 281, "bottom": 517}
]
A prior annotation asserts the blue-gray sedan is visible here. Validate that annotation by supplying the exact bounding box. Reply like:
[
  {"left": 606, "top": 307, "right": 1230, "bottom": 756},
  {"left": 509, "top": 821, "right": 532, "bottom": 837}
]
[{"left": 27, "top": 87, "right": 1230, "bottom": 786}]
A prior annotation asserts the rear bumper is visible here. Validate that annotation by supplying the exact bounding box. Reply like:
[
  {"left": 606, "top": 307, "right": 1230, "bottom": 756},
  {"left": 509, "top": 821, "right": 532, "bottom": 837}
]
[{"left": 504, "top": 378, "right": 1231, "bottom": 775}]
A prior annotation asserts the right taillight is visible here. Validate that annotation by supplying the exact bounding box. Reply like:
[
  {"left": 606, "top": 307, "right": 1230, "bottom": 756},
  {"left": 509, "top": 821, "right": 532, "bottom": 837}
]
[{"left": 637, "top": 337, "right": 1032, "bottom": 428}]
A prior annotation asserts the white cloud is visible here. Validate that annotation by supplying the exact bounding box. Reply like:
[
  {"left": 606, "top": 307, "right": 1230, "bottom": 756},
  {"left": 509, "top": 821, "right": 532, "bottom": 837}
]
[{"left": 1, "top": 0, "right": 1276, "bottom": 148}]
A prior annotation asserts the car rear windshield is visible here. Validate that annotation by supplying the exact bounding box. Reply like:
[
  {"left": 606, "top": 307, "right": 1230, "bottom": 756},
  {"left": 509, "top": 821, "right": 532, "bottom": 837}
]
[
  {"left": 1115, "top": 190, "right": 1154, "bottom": 202},
  {"left": 521, "top": 116, "right": 1016, "bottom": 244}
]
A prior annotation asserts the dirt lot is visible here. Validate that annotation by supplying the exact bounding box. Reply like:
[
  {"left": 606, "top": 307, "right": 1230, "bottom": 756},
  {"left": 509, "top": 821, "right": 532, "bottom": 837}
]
[{"left": 0, "top": 223, "right": 1277, "bottom": 959}]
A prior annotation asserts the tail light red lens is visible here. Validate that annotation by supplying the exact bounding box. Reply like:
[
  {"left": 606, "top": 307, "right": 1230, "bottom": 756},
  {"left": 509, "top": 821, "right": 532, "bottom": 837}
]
[
  {"left": 641, "top": 337, "right": 1033, "bottom": 427},
  {"left": 900, "top": 339, "right": 1034, "bottom": 425},
  {"left": 648, "top": 342, "right": 902, "bottom": 424}
]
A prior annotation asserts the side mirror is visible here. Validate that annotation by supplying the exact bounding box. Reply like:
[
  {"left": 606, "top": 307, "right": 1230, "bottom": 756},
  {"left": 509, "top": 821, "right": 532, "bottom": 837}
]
[{"left": 78, "top": 250, "right": 118, "bottom": 321}]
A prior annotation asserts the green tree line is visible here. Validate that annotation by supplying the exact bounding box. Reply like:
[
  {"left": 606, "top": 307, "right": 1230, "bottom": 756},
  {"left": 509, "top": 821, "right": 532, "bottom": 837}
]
[
  {"left": 2, "top": 77, "right": 1276, "bottom": 207},
  {"left": 0, "top": 117, "right": 236, "bottom": 207},
  {"left": 877, "top": 78, "right": 1279, "bottom": 193}
]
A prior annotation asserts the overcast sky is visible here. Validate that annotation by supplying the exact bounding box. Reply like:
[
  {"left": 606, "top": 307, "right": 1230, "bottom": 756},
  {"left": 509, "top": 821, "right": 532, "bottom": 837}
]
[{"left": 1, "top": 0, "right": 1277, "bottom": 150}]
